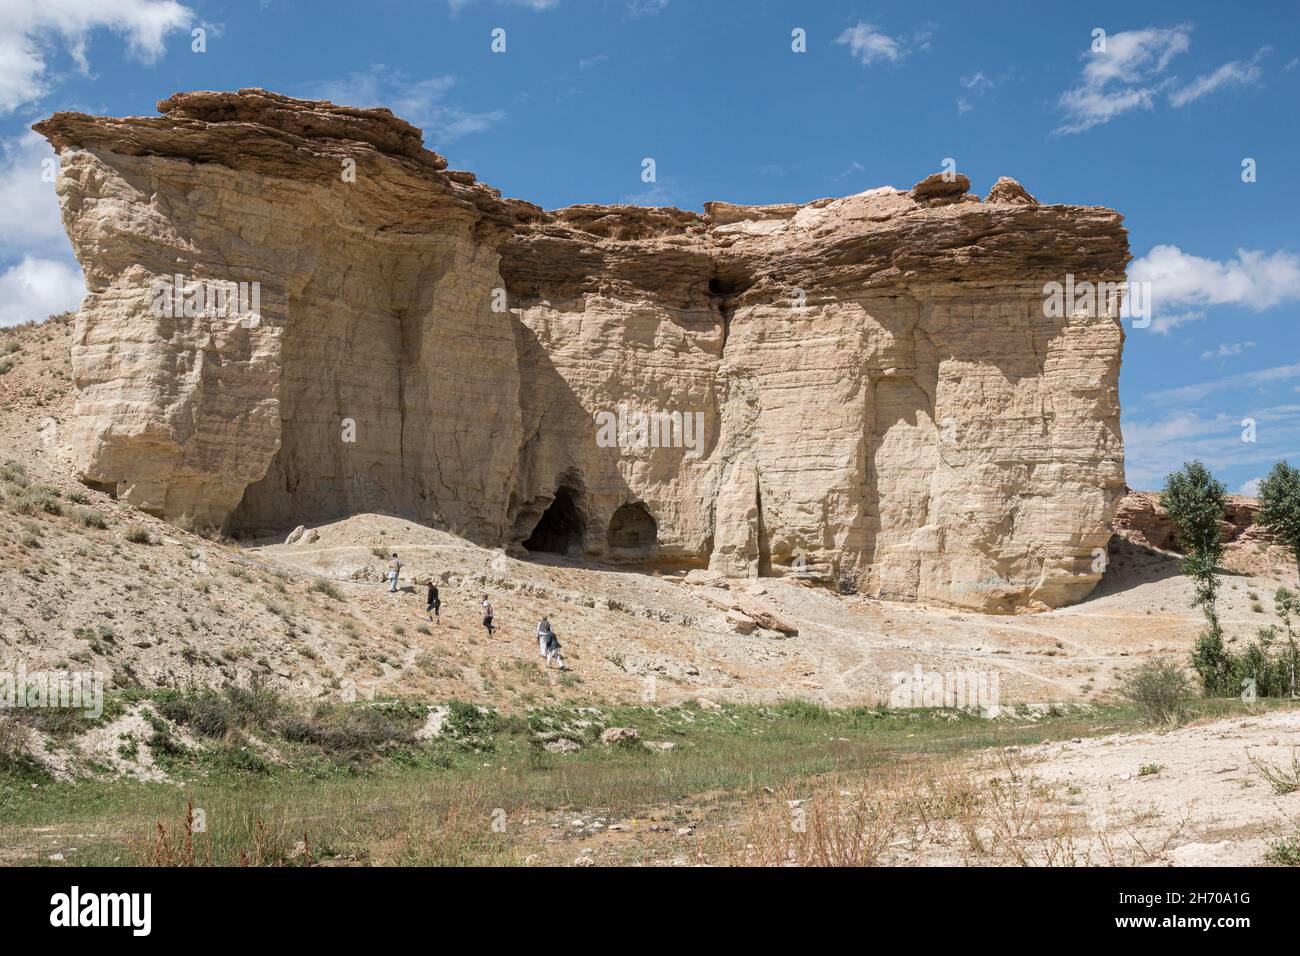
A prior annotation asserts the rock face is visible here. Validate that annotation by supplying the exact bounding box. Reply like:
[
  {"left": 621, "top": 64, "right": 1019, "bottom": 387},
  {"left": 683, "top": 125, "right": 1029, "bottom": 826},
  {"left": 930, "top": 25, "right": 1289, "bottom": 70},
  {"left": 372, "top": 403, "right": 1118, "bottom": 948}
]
[
  {"left": 35, "top": 90, "right": 1130, "bottom": 612},
  {"left": 1114, "top": 488, "right": 1269, "bottom": 551}
]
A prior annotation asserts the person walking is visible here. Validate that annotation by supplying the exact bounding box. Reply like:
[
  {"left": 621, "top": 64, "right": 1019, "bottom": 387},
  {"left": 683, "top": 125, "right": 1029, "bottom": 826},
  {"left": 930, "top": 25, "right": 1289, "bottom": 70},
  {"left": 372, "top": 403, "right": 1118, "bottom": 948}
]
[
  {"left": 426, "top": 582, "right": 441, "bottom": 624},
  {"left": 544, "top": 629, "right": 566, "bottom": 670},
  {"left": 387, "top": 553, "right": 402, "bottom": 592},
  {"left": 481, "top": 594, "right": 495, "bottom": 636},
  {"left": 536, "top": 616, "right": 552, "bottom": 659}
]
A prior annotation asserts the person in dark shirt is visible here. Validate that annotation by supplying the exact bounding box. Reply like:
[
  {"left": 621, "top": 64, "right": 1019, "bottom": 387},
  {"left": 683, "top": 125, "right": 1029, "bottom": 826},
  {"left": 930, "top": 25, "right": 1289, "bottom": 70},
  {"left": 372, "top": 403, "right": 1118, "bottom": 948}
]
[{"left": 426, "top": 583, "right": 441, "bottom": 624}]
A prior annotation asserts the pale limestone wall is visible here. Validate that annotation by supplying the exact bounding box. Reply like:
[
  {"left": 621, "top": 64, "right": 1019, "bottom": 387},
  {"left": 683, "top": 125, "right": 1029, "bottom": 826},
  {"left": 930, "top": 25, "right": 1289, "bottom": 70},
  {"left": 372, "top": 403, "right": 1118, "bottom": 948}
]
[{"left": 36, "top": 91, "right": 1129, "bottom": 611}]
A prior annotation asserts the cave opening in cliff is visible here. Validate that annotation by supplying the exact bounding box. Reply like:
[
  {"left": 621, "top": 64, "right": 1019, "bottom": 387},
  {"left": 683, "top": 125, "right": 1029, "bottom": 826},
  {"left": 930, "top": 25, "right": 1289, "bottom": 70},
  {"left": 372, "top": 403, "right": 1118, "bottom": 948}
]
[
  {"left": 523, "top": 486, "right": 585, "bottom": 554},
  {"left": 607, "top": 502, "right": 658, "bottom": 558},
  {"left": 709, "top": 267, "right": 753, "bottom": 348}
]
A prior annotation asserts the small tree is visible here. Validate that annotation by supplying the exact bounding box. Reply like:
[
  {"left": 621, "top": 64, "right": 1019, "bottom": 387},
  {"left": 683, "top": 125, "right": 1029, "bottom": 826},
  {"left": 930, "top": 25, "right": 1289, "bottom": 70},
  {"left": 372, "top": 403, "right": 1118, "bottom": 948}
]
[
  {"left": 1258, "top": 461, "right": 1300, "bottom": 582},
  {"left": 1163, "top": 461, "right": 1229, "bottom": 693},
  {"left": 1119, "top": 659, "right": 1190, "bottom": 725},
  {"left": 1277, "top": 586, "right": 1299, "bottom": 698}
]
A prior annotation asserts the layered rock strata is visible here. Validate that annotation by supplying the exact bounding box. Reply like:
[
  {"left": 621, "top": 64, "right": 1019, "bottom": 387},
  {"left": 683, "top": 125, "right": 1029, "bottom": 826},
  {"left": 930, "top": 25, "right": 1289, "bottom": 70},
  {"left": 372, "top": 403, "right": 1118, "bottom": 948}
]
[{"left": 35, "top": 90, "right": 1130, "bottom": 611}]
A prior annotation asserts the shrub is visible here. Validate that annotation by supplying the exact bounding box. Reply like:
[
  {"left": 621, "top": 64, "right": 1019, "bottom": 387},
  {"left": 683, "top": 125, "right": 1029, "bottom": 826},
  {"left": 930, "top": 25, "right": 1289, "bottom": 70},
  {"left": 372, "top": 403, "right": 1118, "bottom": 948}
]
[
  {"left": 1120, "top": 659, "right": 1190, "bottom": 724},
  {"left": 75, "top": 508, "right": 108, "bottom": 529},
  {"left": 309, "top": 578, "right": 345, "bottom": 601},
  {"left": 12, "top": 486, "right": 61, "bottom": 516},
  {"left": 1266, "top": 835, "right": 1300, "bottom": 866},
  {"left": 124, "top": 524, "right": 153, "bottom": 544},
  {"left": 774, "top": 698, "right": 833, "bottom": 722},
  {"left": 280, "top": 701, "right": 423, "bottom": 757},
  {"left": 154, "top": 681, "right": 283, "bottom": 739}
]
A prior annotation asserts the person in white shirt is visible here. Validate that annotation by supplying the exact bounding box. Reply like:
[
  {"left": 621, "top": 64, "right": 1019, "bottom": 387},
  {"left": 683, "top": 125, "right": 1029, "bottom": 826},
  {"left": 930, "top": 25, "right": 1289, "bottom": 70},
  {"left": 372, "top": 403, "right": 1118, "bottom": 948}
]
[
  {"left": 536, "top": 617, "right": 552, "bottom": 658},
  {"left": 481, "top": 595, "right": 495, "bottom": 636}
]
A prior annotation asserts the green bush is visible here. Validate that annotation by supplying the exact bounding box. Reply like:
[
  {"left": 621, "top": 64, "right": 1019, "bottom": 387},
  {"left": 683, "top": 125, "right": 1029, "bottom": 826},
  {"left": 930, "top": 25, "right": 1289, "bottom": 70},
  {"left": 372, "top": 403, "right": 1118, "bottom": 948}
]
[
  {"left": 1120, "top": 659, "right": 1190, "bottom": 724},
  {"left": 280, "top": 701, "right": 423, "bottom": 756},
  {"left": 154, "top": 681, "right": 283, "bottom": 739}
]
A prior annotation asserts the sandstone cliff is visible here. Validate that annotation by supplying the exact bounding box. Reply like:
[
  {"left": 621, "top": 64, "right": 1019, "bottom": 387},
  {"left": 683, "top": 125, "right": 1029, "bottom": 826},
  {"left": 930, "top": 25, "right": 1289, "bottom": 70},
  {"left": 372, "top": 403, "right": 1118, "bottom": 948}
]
[{"left": 34, "top": 89, "right": 1129, "bottom": 612}]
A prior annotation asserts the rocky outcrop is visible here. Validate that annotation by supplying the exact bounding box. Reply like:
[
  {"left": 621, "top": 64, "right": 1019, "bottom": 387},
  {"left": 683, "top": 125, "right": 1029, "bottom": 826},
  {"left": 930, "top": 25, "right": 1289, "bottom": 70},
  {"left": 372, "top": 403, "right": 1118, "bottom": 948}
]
[
  {"left": 1114, "top": 488, "right": 1269, "bottom": 550},
  {"left": 35, "top": 89, "right": 1130, "bottom": 612}
]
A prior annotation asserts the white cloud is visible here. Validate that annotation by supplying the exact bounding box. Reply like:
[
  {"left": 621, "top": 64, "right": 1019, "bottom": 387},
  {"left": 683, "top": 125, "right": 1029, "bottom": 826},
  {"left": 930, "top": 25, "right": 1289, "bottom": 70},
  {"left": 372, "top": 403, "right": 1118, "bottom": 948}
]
[
  {"left": 0, "top": 131, "right": 68, "bottom": 256},
  {"left": 836, "top": 22, "right": 905, "bottom": 66},
  {"left": 626, "top": 0, "right": 668, "bottom": 16},
  {"left": 578, "top": 54, "right": 609, "bottom": 70},
  {"left": 302, "top": 68, "right": 505, "bottom": 144},
  {"left": 1129, "top": 245, "right": 1300, "bottom": 333},
  {"left": 1122, "top": 403, "right": 1300, "bottom": 489},
  {"left": 1169, "top": 48, "right": 1268, "bottom": 107},
  {"left": 1146, "top": 310, "right": 1206, "bottom": 334},
  {"left": 1240, "top": 477, "right": 1263, "bottom": 496},
  {"left": 0, "top": 0, "right": 192, "bottom": 114},
  {"left": 956, "top": 97, "right": 973, "bottom": 114},
  {"left": 961, "top": 71, "right": 994, "bottom": 92},
  {"left": 1055, "top": 25, "right": 1191, "bottom": 133},
  {"left": 1201, "top": 341, "right": 1256, "bottom": 360},
  {"left": 0, "top": 255, "right": 85, "bottom": 327},
  {"left": 1145, "top": 363, "right": 1300, "bottom": 408}
]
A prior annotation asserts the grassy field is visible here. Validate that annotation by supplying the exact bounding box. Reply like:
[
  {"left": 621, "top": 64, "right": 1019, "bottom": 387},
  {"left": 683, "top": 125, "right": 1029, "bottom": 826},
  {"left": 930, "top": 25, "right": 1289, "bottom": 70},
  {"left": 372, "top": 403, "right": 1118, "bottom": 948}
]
[{"left": 2, "top": 692, "right": 1296, "bottom": 866}]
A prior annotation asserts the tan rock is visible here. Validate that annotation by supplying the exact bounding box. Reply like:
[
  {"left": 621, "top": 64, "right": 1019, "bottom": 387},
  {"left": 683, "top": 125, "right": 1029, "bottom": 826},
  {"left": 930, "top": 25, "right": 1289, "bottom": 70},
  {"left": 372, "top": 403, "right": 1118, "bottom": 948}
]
[
  {"left": 600, "top": 727, "right": 641, "bottom": 746},
  {"left": 683, "top": 568, "right": 727, "bottom": 588},
  {"left": 985, "top": 176, "right": 1039, "bottom": 205},
  {"left": 34, "top": 89, "right": 1130, "bottom": 612},
  {"left": 731, "top": 595, "right": 799, "bottom": 637}
]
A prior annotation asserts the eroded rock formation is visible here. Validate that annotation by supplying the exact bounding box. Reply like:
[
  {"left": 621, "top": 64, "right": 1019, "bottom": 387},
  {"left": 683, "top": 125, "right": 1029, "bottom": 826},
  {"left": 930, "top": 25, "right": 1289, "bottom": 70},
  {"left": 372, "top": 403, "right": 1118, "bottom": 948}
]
[{"left": 35, "top": 89, "right": 1130, "bottom": 611}]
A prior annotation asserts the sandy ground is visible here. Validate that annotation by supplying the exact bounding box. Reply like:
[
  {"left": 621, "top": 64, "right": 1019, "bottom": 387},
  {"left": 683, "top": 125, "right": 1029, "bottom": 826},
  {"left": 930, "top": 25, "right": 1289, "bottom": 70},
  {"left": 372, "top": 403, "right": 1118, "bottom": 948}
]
[{"left": 1019, "top": 709, "right": 1300, "bottom": 865}]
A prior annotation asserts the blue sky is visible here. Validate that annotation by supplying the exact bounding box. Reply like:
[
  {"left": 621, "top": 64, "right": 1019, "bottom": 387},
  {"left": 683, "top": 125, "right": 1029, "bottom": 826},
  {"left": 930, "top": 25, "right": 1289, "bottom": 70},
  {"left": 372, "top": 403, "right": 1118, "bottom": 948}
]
[{"left": 1, "top": 0, "right": 1297, "bottom": 494}]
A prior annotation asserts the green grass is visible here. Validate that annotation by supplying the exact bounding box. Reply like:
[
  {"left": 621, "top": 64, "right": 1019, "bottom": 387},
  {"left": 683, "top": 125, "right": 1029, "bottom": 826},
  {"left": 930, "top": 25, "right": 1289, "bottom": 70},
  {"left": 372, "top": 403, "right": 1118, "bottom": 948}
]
[{"left": 3, "top": 695, "right": 1295, "bottom": 866}]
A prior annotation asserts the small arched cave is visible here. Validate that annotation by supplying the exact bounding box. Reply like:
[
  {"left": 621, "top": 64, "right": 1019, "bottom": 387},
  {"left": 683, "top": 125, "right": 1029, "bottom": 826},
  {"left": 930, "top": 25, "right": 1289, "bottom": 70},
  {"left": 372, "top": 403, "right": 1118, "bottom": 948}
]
[
  {"left": 607, "top": 502, "right": 658, "bottom": 558},
  {"left": 523, "top": 486, "right": 585, "bottom": 554}
]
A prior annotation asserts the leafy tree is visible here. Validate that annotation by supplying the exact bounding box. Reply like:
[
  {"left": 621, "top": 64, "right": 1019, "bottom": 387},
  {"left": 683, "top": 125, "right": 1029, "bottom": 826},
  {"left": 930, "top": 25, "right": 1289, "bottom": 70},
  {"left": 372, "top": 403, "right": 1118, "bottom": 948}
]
[
  {"left": 1258, "top": 461, "right": 1300, "bottom": 581},
  {"left": 1161, "top": 461, "right": 1227, "bottom": 629},
  {"left": 1276, "top": 586, "right": 1299, "bottom": 698},
  {"left": 1162, "top": 462, "right": 1230, "bottom": 693}
]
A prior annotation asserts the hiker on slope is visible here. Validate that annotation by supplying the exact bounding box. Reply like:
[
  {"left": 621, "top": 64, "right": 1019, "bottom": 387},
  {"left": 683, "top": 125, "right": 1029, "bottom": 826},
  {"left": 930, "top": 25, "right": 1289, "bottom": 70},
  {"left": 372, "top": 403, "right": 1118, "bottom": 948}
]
[{"left": 427, "top": 582, "right": 441, "bottom": 624}]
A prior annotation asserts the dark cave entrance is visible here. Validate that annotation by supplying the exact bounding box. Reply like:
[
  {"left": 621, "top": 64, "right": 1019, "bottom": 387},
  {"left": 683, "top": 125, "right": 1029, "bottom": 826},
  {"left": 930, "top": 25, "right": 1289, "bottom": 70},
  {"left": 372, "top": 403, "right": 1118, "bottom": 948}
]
[
  {"left": 708, "top": 266, "right": 753, "bottom": 348},
  {"left": 523, "top": 486, "right": 585, "bottom": 554},
  {"left": 607, "top": 502, "right": 658, "bottom": 558}
]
